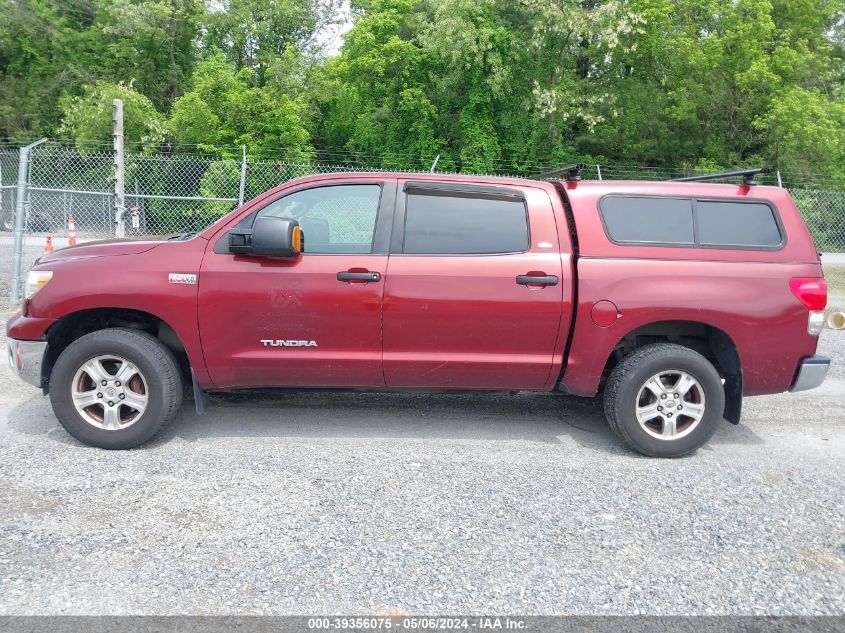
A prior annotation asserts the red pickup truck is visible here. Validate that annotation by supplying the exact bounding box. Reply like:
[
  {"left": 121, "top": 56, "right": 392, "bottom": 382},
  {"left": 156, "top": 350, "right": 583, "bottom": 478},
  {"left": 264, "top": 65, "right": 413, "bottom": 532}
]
[{"left": 6, "top": 168, "right": 831, "bottom": 456}]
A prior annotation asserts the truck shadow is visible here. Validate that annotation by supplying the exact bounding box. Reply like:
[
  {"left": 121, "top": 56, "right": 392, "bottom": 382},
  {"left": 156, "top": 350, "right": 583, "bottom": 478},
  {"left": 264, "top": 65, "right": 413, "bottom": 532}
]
[
  {"left": 5, "top": 389, "right": 765, "bottom": 453},
  {"left": 152, "top": 390, "right": 626, "bottom": 452}
]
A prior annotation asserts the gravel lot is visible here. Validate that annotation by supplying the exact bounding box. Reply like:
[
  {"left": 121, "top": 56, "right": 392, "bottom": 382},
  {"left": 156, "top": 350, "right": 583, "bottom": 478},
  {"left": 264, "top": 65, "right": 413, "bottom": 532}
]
[{"left": 0, "top": 313, "right": 843, "bottom": 616}]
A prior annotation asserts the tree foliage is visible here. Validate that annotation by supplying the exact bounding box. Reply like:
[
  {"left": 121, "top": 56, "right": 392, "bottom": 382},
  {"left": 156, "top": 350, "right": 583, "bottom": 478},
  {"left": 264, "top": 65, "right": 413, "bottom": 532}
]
[
  {"left": 168, "top": 56, "right": 312, "bottom": 158},
  {"left": 0, "top": 0, "right": 200, "bottom": 135},
  {"left": 58, "top": 81, "right": 167, "bottom": 148},
  {"left": 0, "top": 0, "right": 843, "bottom": 180}
]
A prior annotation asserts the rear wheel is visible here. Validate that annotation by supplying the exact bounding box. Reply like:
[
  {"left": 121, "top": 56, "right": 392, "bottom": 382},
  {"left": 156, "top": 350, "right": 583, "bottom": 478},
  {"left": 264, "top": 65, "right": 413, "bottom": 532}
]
[
  {"left": 49, "top": 328, "right": 183, "bottom": 449},
  {"left": 604, "top": 343, "right": 725, "bottom": 457}
]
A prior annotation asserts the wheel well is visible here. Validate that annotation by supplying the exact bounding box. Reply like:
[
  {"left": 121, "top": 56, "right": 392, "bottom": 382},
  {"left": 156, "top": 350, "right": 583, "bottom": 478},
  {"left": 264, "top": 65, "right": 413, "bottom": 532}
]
[
  {"left": 43, "top": 308, "right": 190, "bottom": 389},
  {"left": 601, "top": 320, "right": 742, "bottom": 423}
]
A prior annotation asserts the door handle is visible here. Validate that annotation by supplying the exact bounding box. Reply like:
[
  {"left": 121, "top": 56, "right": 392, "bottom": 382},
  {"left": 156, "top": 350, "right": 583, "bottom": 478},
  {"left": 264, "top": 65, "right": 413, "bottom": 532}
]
[
  {"left": 516, "top": 274, "right": 558, "bottom": 286},
  {"left": 337, "top": 271, "right": 381, "bottom": 283}
]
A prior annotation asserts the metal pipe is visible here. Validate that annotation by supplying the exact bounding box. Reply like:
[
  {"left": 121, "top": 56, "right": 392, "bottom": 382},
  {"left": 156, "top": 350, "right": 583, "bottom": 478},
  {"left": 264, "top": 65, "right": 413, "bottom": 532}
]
[
  {"left": 671, "top": 167, "right": 770, "bottom": 185},
  {"left": 828, "top": 312, "right": 845, "bottom": 330},
  {"left": 28, "top": 186, "right": 111, "bottom": 196},
  {"left": 238, "top": 145, "right": 247, "bottom": 206},
  {"left": 113, "top": 99, "right": 125, "bottom": 238},
  {"left": 536, "top": 163, "right": 587, "bottom": 181},
  {"left": 10, "top": 138, "right": 48, "bottom": 303},
  {"left": 126, "top": 193, "right": 238, "bottom": 202},
  {"left": 25, "top": 187, "right": 236, "bottom": 202}
]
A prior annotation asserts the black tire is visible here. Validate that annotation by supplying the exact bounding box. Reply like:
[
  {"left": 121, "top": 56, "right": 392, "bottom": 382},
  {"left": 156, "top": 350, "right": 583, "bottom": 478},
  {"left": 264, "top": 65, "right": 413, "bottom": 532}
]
[
  {"left": 603, "top": 343, "right": 725, "bottom": 457},
  {"left": 49, "top": 328, "right": 183, "bottom": 449}
]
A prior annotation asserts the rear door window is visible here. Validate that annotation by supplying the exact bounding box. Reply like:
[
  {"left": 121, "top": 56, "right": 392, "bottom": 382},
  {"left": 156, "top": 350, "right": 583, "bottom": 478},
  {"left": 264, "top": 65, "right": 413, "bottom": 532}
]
[{"left": 403, "top": 191, "right": 529, "bottom": 254}]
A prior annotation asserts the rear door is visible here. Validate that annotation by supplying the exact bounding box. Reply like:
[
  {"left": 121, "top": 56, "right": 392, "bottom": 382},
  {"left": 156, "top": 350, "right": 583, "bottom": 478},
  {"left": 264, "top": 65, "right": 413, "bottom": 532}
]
[
  {"left": 383, "top": 181, "right": 566, "bottom": 390},
  {"left": 198, "top": 180, "right": 395, "bottom": 389}
]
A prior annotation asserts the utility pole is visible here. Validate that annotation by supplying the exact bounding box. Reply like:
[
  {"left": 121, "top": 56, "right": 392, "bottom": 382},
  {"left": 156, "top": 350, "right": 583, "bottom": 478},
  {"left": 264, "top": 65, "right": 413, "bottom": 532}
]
[{"left": 113, "top": 99, "right": 125, "bottom": 238}]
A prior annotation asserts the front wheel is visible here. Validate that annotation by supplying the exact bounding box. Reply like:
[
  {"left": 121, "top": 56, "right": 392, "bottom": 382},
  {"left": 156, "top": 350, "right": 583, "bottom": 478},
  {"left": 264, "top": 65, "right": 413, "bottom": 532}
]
[
  {"left": 49, "top": 328, "right": 183, "bottom": 449},
  {"left": 603, "top": 343, "right": 725, "bottom": 457}
]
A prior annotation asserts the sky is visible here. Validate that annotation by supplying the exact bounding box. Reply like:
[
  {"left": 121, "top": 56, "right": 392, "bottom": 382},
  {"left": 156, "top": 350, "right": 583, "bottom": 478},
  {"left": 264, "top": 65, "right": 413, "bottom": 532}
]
[{"left": 318, "top": 0, "right": 354, "bottom": 56}]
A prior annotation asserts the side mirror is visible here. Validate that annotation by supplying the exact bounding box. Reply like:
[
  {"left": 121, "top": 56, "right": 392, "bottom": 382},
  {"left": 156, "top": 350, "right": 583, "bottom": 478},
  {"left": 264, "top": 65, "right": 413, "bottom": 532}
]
[{"left": 228, "top": 217, "right": 302, "bottom": 258}]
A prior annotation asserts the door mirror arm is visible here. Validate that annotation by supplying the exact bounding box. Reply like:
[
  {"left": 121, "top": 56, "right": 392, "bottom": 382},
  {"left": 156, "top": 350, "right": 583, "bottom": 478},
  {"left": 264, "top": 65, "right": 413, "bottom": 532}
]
[{"left": 227, "top": 227, "right": 254, "bottom": 254}]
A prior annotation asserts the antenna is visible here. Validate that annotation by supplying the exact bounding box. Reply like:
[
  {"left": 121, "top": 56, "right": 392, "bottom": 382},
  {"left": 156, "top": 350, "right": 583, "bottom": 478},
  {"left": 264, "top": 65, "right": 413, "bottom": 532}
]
[
  {"left": 429, "top": 154, "right": 440, "bottom": 173},
  {"left": 536, "top": 163, "right": 587, "bottom": 182},
  {"left": 671, "top": 167, "right": 771, "bottom": 186}
]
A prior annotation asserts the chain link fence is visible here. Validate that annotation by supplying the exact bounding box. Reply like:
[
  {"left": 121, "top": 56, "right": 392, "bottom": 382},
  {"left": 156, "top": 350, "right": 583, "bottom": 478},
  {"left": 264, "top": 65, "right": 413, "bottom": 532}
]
[
  {"left": 1, "top": 141, "right": 844, "bottom": 308},
  {"left": 0, "top": 147, "right": 22, "bottom": 299}
]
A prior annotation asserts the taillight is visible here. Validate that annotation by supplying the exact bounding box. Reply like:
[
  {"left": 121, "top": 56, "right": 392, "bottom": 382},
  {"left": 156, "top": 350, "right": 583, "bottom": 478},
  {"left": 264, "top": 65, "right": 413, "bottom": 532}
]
[{"left": 789, "top": 278, "right": 827, "bottom": 311}]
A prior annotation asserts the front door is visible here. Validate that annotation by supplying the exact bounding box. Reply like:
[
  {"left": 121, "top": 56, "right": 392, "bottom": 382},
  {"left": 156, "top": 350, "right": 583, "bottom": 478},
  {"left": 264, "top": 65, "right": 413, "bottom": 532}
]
[
  {"left": 198, "top": 180, "right": 395, "bottom": 389},
  {"left": 383, "top": 181, "right": 567, "bottom": 390}
]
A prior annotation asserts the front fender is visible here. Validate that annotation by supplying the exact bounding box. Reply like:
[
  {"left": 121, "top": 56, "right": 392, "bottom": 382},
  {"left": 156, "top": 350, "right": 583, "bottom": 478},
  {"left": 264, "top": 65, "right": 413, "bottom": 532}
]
[{"left": 22, "top": 239, "right": 211, "bottom": 387}]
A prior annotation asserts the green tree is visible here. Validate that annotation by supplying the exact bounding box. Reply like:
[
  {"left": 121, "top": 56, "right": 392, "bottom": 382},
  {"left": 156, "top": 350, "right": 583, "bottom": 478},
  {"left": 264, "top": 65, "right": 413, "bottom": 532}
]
[
  {"left": 0, "top": 0, "right": 199, "bottom": 138},
  {"left": 58, "top": 81, "right": 167, "bottom": 148},
  {"left": 0, "top": 0, "right": 91, "bottom": 136},
  {"left": 168, "top": 56, "right": 312, "bottom": 158},
  {"left": 3, "top": 0, "right": 845, "bottom": 183},
  {"left": 756, "top": 86, "right": 845, "bottom": 179},
  {"left": 84, "top": 0, "right": 202, "bottom": 112},
  {"left": 202, "top": 0, "right": 342, "bottom": 85},
  {"left": 314, "top": 0, "right": 649, "bottom": 172}
]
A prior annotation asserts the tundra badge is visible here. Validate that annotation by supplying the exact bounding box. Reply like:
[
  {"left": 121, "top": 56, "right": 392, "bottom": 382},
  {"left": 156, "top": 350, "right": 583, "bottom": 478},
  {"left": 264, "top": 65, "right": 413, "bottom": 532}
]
[{"left": 261, "top": 339, "right": 318, "bottom": 347}]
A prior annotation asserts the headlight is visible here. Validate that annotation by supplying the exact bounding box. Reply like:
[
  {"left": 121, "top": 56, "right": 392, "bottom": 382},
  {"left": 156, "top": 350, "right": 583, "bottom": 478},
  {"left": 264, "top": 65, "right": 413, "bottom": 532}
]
[{"left": 24, "top": 270, "right": 53, "bottom": 301}]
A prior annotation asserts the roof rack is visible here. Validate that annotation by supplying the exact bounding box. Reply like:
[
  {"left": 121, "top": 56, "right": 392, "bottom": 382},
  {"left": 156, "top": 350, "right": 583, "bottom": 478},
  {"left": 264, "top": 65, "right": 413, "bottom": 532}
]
[
  {"left": 671, "top": 167, "right": 771, "bottom": 186},
  {"left": 536, "top": 163, "right": 587, "bottom": 182}
]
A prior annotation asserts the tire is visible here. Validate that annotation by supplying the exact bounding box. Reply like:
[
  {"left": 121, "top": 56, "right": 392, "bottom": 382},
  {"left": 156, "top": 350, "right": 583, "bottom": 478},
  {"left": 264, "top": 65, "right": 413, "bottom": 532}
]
[
  {"left": 49, "top": 328, "right": 183, "bottom": 449},
  {"left": 603, "top": 343, "right": 725, "bottom": 457}
]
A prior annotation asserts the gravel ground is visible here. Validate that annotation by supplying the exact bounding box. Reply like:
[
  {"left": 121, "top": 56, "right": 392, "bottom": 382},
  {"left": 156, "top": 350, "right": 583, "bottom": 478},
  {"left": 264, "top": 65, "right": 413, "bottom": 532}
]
[{"left": 0, "top": 316, "right": 843, "bottom": 616}]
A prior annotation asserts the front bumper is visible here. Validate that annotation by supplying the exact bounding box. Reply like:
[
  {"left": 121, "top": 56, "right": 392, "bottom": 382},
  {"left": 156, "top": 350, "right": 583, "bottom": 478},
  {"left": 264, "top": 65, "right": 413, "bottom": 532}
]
[
  {"left": 790, "top": 355, "right": 831, "bottom": 392},
  {"left": 7, "top": 338, "right": 48, "bottom": 388}
]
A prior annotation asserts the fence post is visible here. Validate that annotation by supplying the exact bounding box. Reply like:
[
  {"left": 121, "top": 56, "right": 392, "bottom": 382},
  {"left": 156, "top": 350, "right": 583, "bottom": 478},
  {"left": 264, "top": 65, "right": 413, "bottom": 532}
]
[
  {"left": 10, "top": 138, "right": 48, "bottom": 303},
  {"left": 113, "top": 99, "right": 125, "bottom": 238},
  {"left": 238, "top": 145, "right": 247, "bottom": 207}
]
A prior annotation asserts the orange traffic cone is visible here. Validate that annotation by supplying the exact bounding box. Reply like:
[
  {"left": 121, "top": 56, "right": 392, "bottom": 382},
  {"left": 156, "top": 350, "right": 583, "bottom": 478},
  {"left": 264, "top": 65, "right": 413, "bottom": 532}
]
[
  {"left": 44, "top": 234, "right": 53, "bottom": 253},
  {"left": 67, "top": 213, "right": 77, "bottom": 246}
]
